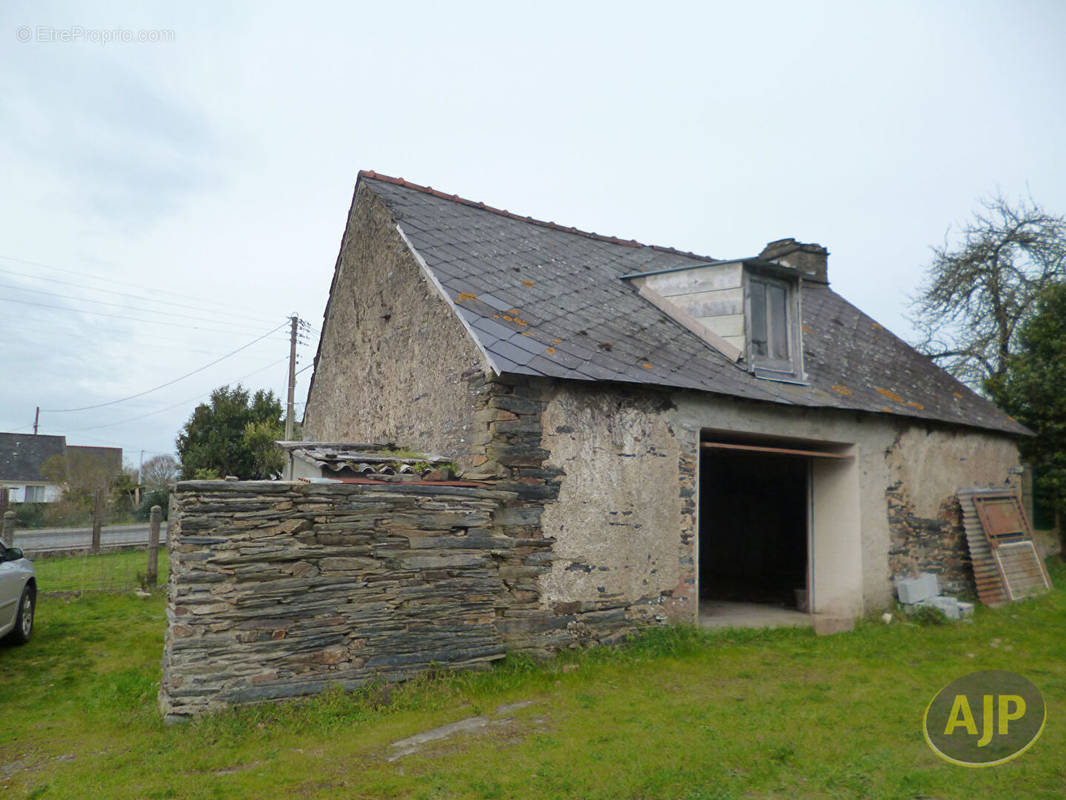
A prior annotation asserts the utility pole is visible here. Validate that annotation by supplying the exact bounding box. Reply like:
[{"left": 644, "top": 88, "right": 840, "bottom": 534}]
[
  {"left": 33, "top": 406, "right": 39, "bottom": 435},
  {"left": 285, "top": 314, "right": 298, "bottom": 442},
  {"left": 136, "top": 449, "right": 145, "bottom": 506}
]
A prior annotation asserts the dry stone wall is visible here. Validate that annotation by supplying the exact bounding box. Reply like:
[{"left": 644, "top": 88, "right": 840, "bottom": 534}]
[
  {"left": 161, "top": 479, "right": 519, "bottom": 721},
  {"left": 886, "top": 486, "right": 973, "bottom": 596},
  {"left": 162, "top": 372, "right": 671, "bottom": 719}
]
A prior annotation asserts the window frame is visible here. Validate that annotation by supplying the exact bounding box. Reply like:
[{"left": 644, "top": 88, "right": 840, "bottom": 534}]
[{"left": 744, "top": 267, "right": 805, "bottom": 380}]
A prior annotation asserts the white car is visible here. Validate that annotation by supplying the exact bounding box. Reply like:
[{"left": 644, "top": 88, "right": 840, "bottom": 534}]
[{"left": 0, "top": 543, "right": 35, "bottom": 645}]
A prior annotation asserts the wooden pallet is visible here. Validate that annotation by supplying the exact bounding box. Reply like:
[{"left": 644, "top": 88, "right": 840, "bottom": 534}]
[{"left": 958, "top": 488, "right": 1051, "bottom": 607}]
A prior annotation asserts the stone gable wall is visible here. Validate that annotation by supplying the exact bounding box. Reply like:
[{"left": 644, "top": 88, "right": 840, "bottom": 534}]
[{"left": 302, "top": 183, "right": 487, "bottom": 472}]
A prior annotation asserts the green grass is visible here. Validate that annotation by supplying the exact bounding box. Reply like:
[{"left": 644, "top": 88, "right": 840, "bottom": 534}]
[
  {"left": 31, "top": 550, "right": 169, "bottom": 594},
  {"left": 2, "top": 560, "right": 1066, "bottom": 799}
]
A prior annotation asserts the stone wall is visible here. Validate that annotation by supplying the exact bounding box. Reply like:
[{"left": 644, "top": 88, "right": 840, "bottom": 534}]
[
  {"left": 886, "top": 489, "right": 972, "bottom": 595},
  {"left": 884, "top": 426, "right": 1021, "bottom": 597},
  {"left": 538, "top": 381, "right": 687, "bottom": 625},
  {"left": 161, "top": 459, "right": 649, "bottom": 720},
  {"left": 463, "top": 373, "right": 667, "bottom": 651},
  {"left": 161, "top": 479, "right": 518, "bottom": 721},
  {"left": 302, "top": 182, "right": 488, "bottom": 472}
]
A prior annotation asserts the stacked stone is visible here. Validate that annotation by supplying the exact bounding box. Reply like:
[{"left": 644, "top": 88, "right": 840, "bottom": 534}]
[
  {"left": 669, "top": 441, "right": 699, "bottom": 617},
  {"left": 462, "top": 371, "right": 657, "bottom": 654},
  {"left": 886, "top": 483, "right": 974, "bottom": 597},
  {"left": 461, "top": 371, "right": 568, "bottom": 656},
  {"left": 160, "top": 480, "right": 517, "bottom": 722}
]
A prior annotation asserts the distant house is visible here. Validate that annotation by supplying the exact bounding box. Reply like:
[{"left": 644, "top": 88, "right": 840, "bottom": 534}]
[
  {"left": 0, "top": 433, "right": 122, "bottom": 504},
  {"left": 302, "top": 171, "right": 1027, "bottom": 635},
  {"left": 0, "top": 433, "right": 67, "bottom": 503},
  {"left": 66, "top": 445, "right": 123, "bottom": 483}
]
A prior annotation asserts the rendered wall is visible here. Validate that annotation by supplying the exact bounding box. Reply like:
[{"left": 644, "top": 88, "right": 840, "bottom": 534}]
[
  {"left": 537, "top": 381, "right": 691, "bottom": 624},
  {"left": 884, "top": 427, "right": 1021, "bottom": 595},
  {"left": 533, "top": 382, "right": 1021, "bottom": 619},
  {"left": 1, "top": 483, "right": 62, "bottom": 503},
  {"left": 302, "top": 183, "right": 489, "bottom": 471}
]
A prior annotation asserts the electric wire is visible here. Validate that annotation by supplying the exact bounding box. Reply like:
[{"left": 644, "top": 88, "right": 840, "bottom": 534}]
[
  {"left": 0, "top": 264, "right": 283, "bottom": 327},
  {"left": 0, "top": 295, "right": 290, "bottom": 337},
  {"left": 7, "top": 310, "right": 294, "bottom": 349},
  {"left": 0, "top": 281, "right": 285, "bottom": 335},
  {"left": 0, "top": 253, "right": 286, "bottom": 324},
  {"left": 41, "top": 321, "right": 289, "bottom": 413},
  {"left": 63, "top": 356, "right": 291, "bottom": 433}
]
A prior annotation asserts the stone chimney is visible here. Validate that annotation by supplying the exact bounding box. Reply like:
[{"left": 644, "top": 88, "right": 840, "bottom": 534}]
[{"left": 759, "top": 238, "right": 829, "bottom": 284}]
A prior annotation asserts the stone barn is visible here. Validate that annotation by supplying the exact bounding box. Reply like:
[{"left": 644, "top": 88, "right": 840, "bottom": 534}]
[{"left": 302, "top": 171, "right": 1027, "bottom": 639}]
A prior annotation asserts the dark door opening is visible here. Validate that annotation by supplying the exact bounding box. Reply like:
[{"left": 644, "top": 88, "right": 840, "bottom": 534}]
[{"left": 699, "top": 447, "right": 808, "bottom": 608}]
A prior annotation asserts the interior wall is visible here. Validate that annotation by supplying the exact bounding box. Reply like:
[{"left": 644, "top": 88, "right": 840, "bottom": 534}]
[{"left": 698, "top": 449, "right": 808, "bottom": 606}]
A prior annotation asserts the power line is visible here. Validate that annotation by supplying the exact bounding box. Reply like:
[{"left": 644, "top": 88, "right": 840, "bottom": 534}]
[
  {"left": 41, "top": 321, "right": 289, "bottom": 413},
  {"left": 0, "top": 253, "right": 289, "bottom": 324},
  {"left": 63, "top": 356, "right": 291, "bottom": 433},
  {"left": 0, "top": 281, "right": 284, "bottom": 335},
  {"left": 0, "top": 263, "right": 283, "bottom": 327},
  {"left": 0, "top": 295, "right": 290, "bottom": 336},
  {"left": 5, "top": 310, "right": 294, "bottom": 349}
]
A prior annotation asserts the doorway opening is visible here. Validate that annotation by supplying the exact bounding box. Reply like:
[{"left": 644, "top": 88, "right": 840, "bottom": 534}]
[{"left": 698, "top": 437, "right": 821, "bottom": 627}]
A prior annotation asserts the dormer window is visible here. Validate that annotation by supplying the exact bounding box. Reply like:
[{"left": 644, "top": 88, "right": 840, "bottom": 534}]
[
  {"left": 749, "top": 275, "right": 790, "bottom": 364},
  {"left": 622, "top": 238, "right": 825, "bottom": 385},
  {"left": 746, "top": 270, "right": 802, "bottom": 381}
]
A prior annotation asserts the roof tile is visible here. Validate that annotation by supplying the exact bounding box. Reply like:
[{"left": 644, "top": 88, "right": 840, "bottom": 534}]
[{"left": 363, "top": 174, "right": 1026, "bottom": 436}]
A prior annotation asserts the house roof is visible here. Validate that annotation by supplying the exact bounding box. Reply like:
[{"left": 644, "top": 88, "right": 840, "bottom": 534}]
[
  {"left": 0, "top": 433, "right": 67, "bottom": 483},
  {"left": 67, "top": 445, "right": 123, "bottom": 477},
  {"left": 349, "top": 171, "right": 1026, "bottom": 437}
]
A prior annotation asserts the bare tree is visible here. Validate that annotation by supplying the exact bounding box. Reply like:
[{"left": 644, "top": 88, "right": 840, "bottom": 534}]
[
  {"left": 141, "top": 454, "right": 180, "bottom": 491},
  {"left": 42, "top": 451, "right": 120, "bottom": 552},
  {"left": 911, "top": 194, "right": 1066, "bottom": 388}
]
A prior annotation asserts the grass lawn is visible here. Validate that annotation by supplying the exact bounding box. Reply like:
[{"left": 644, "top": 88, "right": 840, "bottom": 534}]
[
  {"left": 2, "top": 561, "right": 1065, "bottom": 799},
  {"left": 32, "top": 550, "right": 170, "bottom": 595}
]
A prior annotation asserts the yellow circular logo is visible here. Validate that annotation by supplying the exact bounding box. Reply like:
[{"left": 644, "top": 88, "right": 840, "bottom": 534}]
[{"left": 924, "top": 670, "right": 1045, "bottom": 767}]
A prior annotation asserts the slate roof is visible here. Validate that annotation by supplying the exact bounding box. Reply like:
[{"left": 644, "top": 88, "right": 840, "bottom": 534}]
[
  {"left": 351, "top": 172, "right": 1026, "bottom": 437},
  {"left": 282, "top": 442, "right": 448, "bottom": 476},
  {"left": 0, "top": 433, "right": 67, "bottom": 482}
]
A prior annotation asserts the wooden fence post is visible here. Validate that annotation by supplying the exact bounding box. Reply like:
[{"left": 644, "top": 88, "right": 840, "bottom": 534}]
[
  {"left": 147, "top": 505, "right": 162, "bottom": 587},
  {"left": 91, "top": 489, "right": 104, "bottom": 553},
  {"left": 1, "top": 510, "right": 15, "bottom": 548}
]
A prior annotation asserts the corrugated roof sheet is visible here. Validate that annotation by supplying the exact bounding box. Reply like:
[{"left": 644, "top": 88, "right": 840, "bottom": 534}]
[{"left": 355, "top": 172, "right": 1026, "bottom": 437}]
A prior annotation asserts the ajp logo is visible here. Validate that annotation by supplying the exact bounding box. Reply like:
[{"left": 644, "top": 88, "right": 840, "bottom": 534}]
[{"left": 924, "top": 670, "right": 1045, "bottom": 766}]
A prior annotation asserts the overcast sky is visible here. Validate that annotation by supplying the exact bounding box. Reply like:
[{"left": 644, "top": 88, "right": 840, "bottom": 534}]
[{"left": 2, "top": 0, "right": 1064, "bottom": 466}]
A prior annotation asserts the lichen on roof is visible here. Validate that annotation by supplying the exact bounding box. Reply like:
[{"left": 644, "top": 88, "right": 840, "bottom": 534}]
[{"left": 350, "top": 172, "right": 1027, "bottom": 437}]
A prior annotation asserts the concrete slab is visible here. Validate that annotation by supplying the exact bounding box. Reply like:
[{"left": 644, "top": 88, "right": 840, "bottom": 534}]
[
  {"left": 699, "top": 601, "right": 812, "bottom": 630},
  {"left": 388, "top": 716, "right": 497, "bottom": 761},
  {"left": 894, "top": 572, "right": 939, "bottom": 604}
]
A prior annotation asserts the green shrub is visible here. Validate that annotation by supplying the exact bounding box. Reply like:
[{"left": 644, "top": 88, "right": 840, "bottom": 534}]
[
  {"left": 13, "top": 502, "right": 46, "bottom": 528},
  {"left": 136, "top": 490, "right": 170, "bottom": 521}
]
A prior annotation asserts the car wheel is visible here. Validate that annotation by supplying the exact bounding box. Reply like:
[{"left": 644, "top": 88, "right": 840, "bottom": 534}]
[{"left": 10, "top": 585, "right": 35, "bottom": 644}]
